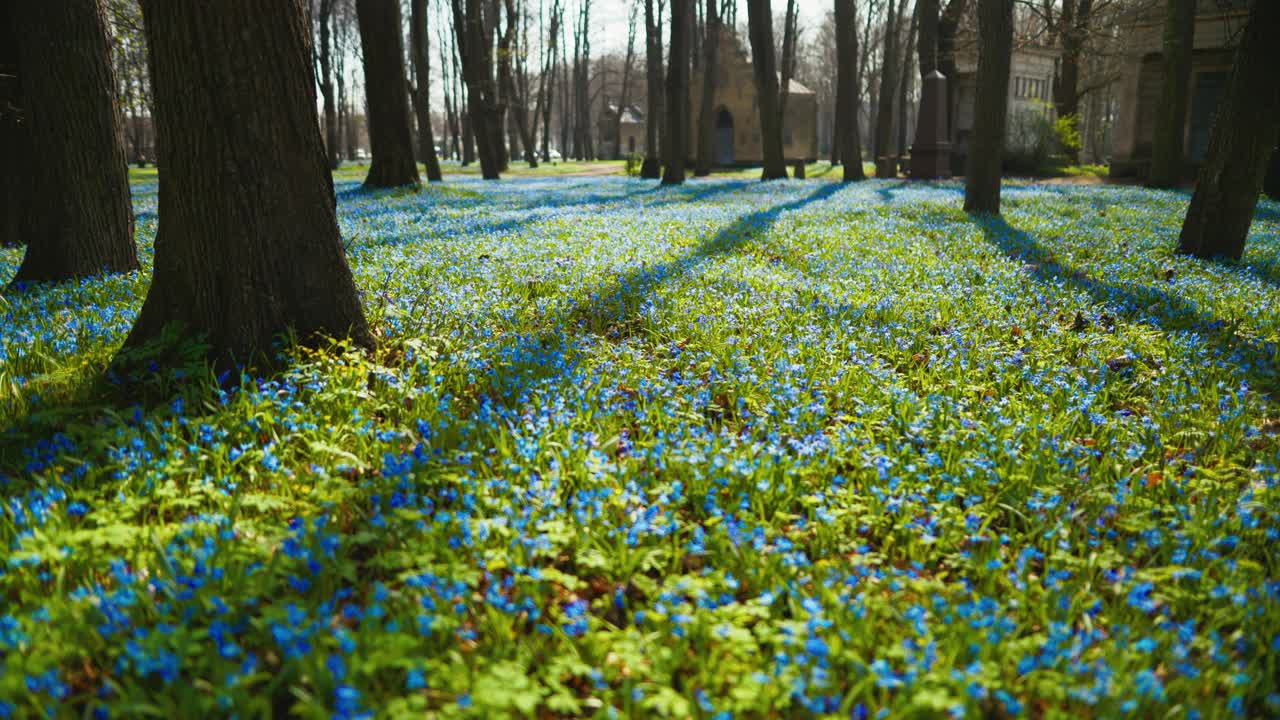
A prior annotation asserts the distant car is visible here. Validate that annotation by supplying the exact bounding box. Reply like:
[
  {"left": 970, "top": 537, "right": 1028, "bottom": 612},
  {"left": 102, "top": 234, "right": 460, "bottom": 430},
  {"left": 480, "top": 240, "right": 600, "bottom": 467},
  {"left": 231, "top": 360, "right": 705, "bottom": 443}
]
[
  {"left": 355, "top": 149, "right": 369, "bottom": 161},
  {"left": 547, "top": 149, "right": 562, "bottom": 161}
]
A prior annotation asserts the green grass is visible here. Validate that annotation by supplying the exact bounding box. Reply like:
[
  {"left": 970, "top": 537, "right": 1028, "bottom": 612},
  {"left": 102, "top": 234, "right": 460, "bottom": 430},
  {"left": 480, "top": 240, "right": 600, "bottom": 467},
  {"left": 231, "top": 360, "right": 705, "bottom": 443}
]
[{"left": 1, "top": 175, "right": 1279, "bottom": 718}]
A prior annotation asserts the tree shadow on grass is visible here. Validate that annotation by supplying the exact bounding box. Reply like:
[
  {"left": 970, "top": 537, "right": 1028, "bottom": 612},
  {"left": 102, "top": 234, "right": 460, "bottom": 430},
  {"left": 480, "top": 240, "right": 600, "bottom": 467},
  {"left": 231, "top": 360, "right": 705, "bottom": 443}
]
[
  {"left": 970, "top": 211, "right": 1280, "bottom": 399},
  {"left": 473, "top": 181, "right": 847, "bottom": 402}
]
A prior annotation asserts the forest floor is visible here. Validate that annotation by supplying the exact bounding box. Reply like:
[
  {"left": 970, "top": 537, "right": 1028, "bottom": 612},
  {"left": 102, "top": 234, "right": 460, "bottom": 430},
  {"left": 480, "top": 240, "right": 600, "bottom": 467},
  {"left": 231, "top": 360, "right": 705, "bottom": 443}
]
[{"left": 2, "top": 176, "right": 1279, "bottom": 718}]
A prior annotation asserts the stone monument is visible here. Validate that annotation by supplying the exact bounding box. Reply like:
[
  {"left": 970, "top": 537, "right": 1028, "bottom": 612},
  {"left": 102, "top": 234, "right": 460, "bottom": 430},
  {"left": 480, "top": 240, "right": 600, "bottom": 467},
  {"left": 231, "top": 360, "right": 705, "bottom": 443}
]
[{"left": 910, "top": 70, "right": 952, "bottom": 179}]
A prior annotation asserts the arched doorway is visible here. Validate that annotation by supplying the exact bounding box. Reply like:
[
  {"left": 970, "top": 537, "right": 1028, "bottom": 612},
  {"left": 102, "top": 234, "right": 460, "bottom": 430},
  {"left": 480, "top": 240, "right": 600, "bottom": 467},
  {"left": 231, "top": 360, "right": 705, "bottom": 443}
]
[{"left": 715, "top": 107, "right": 734, "bottom": 166}]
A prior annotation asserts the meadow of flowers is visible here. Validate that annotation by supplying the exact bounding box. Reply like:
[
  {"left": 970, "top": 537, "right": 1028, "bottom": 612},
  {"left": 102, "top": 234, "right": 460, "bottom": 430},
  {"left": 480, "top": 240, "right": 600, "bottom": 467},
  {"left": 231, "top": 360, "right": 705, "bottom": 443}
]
[{"left": 1, "top": 176, "right": 1279, "bottom": 718}]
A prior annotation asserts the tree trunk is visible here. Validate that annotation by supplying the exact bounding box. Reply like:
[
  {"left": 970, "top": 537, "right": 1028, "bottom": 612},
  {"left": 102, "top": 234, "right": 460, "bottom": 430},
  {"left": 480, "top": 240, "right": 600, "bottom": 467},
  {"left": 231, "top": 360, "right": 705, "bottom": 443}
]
[
  {"left": 963, "top": 0, "right": 1012, "bottom": 214},
  {"left": 694, "top": 0, "right": 719, "bottom": 176},
  {"left": 897, "top": 4, "right": 918, "bottom": 157},
  {"left": 745, "top": 0, "right": 786, "bottom": 180},
  {"left": 0, "top": 1, "right": 26, "bottom": 248},
  {"left": 410, "top": 0, "right": 445, "bottom": 181},
  {"left": 777, "top": 0, "right": 797, "bottom": 125},
  {"left": 662, "top": 0, "right": 690, "bottom": 184},
  {"left": 834, "top": 0, "right": 865, "bottom": 182},
  {"left": 452, "top": 0, "right": 502, "bottom": 178},
  {"left": 318, "top": 0, "right": 339, "bottom": 169},
  {"left": 874, "top": 0, "right": 901, "bottom": 163},
  {"left": 501, "top": 0, "right": 537, "bottom": 167},
  {"left": 612, "top": 5, "right": 638, "bottom": 161},
  {"left": 1148, "top": 0, "right": 1195, "bottom": 188},
  {"left": 125, "top": 0, "right": 371, "bottom": 364},
  {"left": 357, "top": 0, "right": 420, "bottom": 187},
  {"left": 9, "top": 0, "right": 137, "bottom": 286},
  {"left": 1176, "top": 0, "right": 1280, "bottom": 261},
  {"left": 641, "top": 0, "right": 663, "bottom": 178}
]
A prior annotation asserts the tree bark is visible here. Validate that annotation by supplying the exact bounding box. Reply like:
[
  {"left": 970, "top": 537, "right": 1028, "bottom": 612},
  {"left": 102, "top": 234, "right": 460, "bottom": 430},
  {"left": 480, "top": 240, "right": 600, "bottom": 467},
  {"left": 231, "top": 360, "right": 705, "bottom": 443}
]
[
  {"left": 1147, "top": 0, "right": 1195, "bottom": 188},
  {"left": 694, "top": 0, "right": 720, "bottom": 176},
  {"left": 9, "top": 0, "right": 137, "bottom": 286},
  {"left": 897, "top": 4, "right": 918, "bottom": 157},
  {"left": 777, "top": 0, "right": 798, "bottom": 124},
  {"left": 501, "top": 0, "right": 537, "bottom": 167},
  {"left": 453, "top": 0, "right": 502, "bottom": 178},
  {"left": 874, "top": 0, "right": 901, "bottom": 162},
  {"left": 641, "top": 0, "right": 664, "bottom": 178},
  {"left": 317, "top": 0, "right": 340, "bottom": 169},
  {"left": 745, "top": 0, "right": 787, "bottom": 180},
  {"left": 1176, "top": 0, "right": 1280, "bottom": 261},
  {"left": 963, "top": 0, "right": 1012, "bottom": 214},
  {"left": 834, "top": 0, "right": 865, "bottom": 182},
  {"left": 356, "top": 0, "right": 420, "bottom": 187},
  {"left": 662, "top": 0, "right": 690, "bottom": 184},
  {"left": 0, "top": 1, "right": 26, "bottom": 248},
  {"left": 124, "top": 0, "right": 371, "bottom": 364},
  {"left": 409, "top": 0, "right": 444, "bottom": 180},
  {"left": 614, "top": 4, "right": 638, "bottom": 161}
]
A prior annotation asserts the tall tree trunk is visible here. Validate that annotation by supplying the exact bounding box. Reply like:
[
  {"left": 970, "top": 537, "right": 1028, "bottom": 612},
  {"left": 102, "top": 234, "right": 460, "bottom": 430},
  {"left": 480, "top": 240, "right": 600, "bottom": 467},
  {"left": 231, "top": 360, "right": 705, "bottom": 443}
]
[
  {"left": 662, "top": 0, "right": 689, "bottom": 184},
  {"left": 357, "top": 0, "right": 420, "bottom": 187},
  {"left": 963, "top": 0, "right": 1012, "bottom": 214},
  {"left": 874, "top": 0, "right": 901, "bottom": 163},
  {"left": 410, "top": 0, "right": 445, "bottom": 181},
  {"left": 777, "top": 0, "right": 798, "bottom": 124},
  {"left": 641, "top": 0, "right": 663, "bottom": 178},
  {"left": 745, "top": 0, "right": 786, "bottom": 179},
  {"left": 1147, "top": 0, "right": 1195, "bottom": 188},
  {"left": 897, "top": 4, "right": 918, "bottom": 157},
  {"left": 615, "top": 3, "right": 638, "bottom": 161},
  {"left": 125, "top": 0, "right": 371, "bottom": 363},
  {"left": 453, "top": 0, "right": 502, "bottom": 178},
  {"left": 501, "top": 0, "right": 537, "bottom": 167},
  {"left": 834, "top": 0, "right": 865, "bottom": 182},
  {"left": 577, "top": 0, "right": 594, "bottom": 160},
  {"left": 491, "top": 0, "right": 511, "bottom": 171},
  {"left": 1176, "top": 0, "right": 1280, "bottom": 261},
  {"left": 0, "top": 2, "right": 26, "bottom": 248},
  {"left": 694, "top": 0, "right": 719, "bottom": 175},
  {"left": 317, "top": 0, "right": 339, "bottom": 169},
  {"left": 9, "top": 0, "right": 137, "bottom": 286}
]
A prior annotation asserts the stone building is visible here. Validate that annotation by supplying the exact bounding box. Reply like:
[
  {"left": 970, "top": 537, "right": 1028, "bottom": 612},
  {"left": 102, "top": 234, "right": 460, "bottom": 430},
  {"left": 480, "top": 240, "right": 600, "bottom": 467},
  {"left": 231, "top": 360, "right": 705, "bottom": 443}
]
[
  {"left": 949, "top": 43, "right": 1060, "bottom": 170},
  {"left": 1110, "top": 0, "right": 1250, "bottom": 176},
  {"left": 596, "top": 30, "right": 818, "bottom": 166},
  {"left": 691, "top": 31, "right": 818, "bottom": 165},
  {"left": 597, "top": 104, "right": 646, "bottom": 159}
]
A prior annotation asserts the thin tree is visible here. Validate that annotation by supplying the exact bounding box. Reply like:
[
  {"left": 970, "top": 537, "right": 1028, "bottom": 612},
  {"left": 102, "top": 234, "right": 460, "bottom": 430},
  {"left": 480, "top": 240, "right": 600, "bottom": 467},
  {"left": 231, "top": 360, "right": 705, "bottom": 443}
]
[
  {"left": 316, "top": 0, "right": 340, "bottom": 168},
  {"left": 745, "top": 0, "right": 787, "bottom": 179},
  {"left": 452, "top": 0, "right": 502, "bottom": 177},
  {"left": 1147, "top": 0, "right": 1195, "bottom": 189},
  {"left": 662, "top": 0, "right": 690, "bottom": 184},
  {"left": 963, "top": 0, "right": 1012, "bottom": 214},
  {"left": 1176, "top": 0, "right": 1280, "bottom": 261},
  {"left": 124, "top": 0, "right": 371, "bottom": 363},
  {"left": 502, "top": 0, "right": 538, "bottom": 166},
  {"left": 874, "top": 0, "right": 901, "bottom": 164},
  {"left": 357, "top": 0, "right": 420, "bottom": 187},
  {"left": 778, "top": 0, "right": 798, "bottom": 121},
  {"left": 537, "top": 0, "right": 564, "bottom": 161},
  {"left": 694, "top": 0, "right": 721, "bottom": 176},
  {"left": 834, "top": 0, "right": 866, "bottom": 181},
  {"left": 410, "top": 0, "right": 445, "bottom": 180},
  {"left": 8, "top": 0, "right": 137, "bottom": 286},
  {"left": 614, "top": 3, "right": 639, "bottom": 161},
  {"left": 896, "top": 3, "right": 918, "bottom": 157},
  {"left": 640, "top": 0, "right": 664, "bottom": 178}
]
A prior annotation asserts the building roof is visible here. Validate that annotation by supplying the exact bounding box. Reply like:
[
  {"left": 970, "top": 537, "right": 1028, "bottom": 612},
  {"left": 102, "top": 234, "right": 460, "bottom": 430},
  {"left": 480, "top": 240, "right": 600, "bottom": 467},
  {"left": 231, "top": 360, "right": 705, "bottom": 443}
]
[
  {"left": 782, "top": 76, "right": 815, "bottom": 95},
  {"left": 604, "top": 103, "right": 645, "bottom": 124}
]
